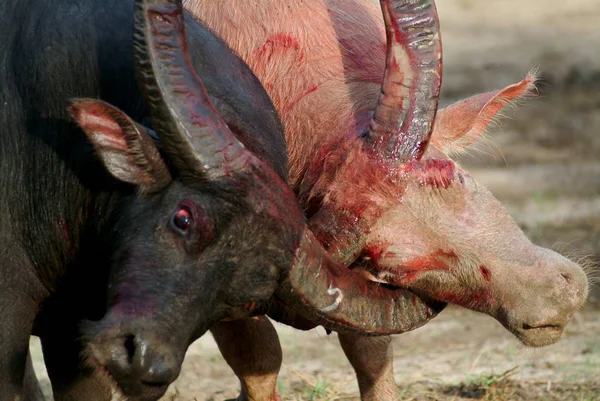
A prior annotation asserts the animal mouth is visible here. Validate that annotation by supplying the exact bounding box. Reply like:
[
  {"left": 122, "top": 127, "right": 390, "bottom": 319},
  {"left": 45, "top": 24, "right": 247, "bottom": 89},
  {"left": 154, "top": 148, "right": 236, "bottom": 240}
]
[
  {"left": 94, "top": 361, "right": 170, "bottom": 399},
  {"left": 513, "top": 322, "right": 565, "bottom": 347},
  {"left": 522, "top": 323, "right": 563, "bottom": 331},
  {"left": 519, "top": 322, "right": 565, "bottom": 343}
]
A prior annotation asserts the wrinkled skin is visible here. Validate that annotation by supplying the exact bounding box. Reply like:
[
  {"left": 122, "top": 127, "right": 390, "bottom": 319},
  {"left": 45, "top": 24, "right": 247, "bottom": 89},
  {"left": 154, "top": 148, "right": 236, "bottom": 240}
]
[{"left": 185, "top": 1, "right": 589, "bottom": 400}]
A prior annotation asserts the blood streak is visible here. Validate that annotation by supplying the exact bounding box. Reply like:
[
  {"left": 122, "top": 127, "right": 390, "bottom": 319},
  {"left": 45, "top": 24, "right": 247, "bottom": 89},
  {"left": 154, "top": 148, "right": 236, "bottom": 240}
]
[
  {"left": 364, "top": 242, "right": 392, "bottom": 261},
  {"left": 388, "top": 249, "right": 457, "bottom": 286},
  {"left": 283, "top": 84, "right": 321, "bottom": 113},
  {"left": 253, "top": 33, "right": 302, "bottom": 62},
  {"left": 405, "top": 159, "right": 456, "bottom": 188},
  {"left": 58, "top": 219, "right": 73, "bottom": 256},
  {"left": 480, "top": 265, "right": 492, "bottom": 281}
]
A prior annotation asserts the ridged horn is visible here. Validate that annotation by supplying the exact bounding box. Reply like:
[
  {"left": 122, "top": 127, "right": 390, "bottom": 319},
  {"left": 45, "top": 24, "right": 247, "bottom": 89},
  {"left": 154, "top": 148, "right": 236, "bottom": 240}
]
[
  {"left": 133, "top": 0, "right": 251, "bottom": 181},
  {"left": 366, "top": 0, "right": 442, "bottom": 162}
]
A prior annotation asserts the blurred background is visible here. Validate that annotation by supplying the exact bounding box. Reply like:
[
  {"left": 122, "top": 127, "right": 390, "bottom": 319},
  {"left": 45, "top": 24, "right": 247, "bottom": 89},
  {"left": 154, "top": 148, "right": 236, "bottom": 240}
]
[{"left": 32, "top": 0, "right": 600, "bottom": 399}]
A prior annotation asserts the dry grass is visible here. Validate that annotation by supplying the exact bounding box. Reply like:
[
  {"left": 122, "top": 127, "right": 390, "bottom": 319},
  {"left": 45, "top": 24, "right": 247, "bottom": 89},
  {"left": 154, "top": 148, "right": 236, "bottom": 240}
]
[{"left": 275, "top": 365, "right": 600, "bottom": 401}]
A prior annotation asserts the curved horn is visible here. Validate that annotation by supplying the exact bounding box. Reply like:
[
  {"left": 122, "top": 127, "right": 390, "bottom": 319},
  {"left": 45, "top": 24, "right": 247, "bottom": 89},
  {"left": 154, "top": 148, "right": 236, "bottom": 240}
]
[
  {"left": 133, "top": 0, "right": 251, "bottom": 180},
  {"left": 366, "top": 0, "right": 442, "bottom": 162},
  {"left": 133, "top": 0, "right": 443, "bottom": 335},
  {"left": 276, "top": 229, "right": 446, "bottom": 335}
]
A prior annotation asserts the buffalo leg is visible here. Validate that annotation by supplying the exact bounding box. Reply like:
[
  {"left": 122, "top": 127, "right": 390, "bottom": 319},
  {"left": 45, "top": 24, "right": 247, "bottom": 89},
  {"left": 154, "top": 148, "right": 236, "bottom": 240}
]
[
  {"left": 0, "top": 295, "right": 36, "bottom": 399},
  {"left": 338, "top": 334, "right": 399, "bottom": 401},
  {"left": 22, "top": 352, "right": 45, "bottom": 401},
  {"left": 211, "top": 316, "right": 282, "bottom": 401},
  {"left": 40, "top": 328, "right": 112, "bottom": 401}
]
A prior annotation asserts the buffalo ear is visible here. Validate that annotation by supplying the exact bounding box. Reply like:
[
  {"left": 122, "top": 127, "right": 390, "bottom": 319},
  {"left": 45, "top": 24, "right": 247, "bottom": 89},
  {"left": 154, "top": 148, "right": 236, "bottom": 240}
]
[
  {"left": 67, "top": 98, "right": 172, "bottom": 193},
  {"left": 431, "top": 72, "right": 537, "bottom": 155}
]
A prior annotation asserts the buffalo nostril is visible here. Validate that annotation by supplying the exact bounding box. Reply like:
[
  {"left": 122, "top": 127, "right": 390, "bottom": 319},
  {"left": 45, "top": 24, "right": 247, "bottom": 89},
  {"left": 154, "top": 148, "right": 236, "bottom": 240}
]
[
  {"left": 124, "top": 335, "right": 136, "bottom": 365},
  {"left": 561, "top": 272, "right": 572, "bottom": 283}
]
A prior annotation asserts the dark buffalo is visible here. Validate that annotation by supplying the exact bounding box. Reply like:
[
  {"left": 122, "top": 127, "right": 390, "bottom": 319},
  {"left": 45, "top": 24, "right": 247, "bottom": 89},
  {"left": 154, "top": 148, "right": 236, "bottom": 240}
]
[{"left": 0, "top": 0, "right": 440, "bottom": 399}]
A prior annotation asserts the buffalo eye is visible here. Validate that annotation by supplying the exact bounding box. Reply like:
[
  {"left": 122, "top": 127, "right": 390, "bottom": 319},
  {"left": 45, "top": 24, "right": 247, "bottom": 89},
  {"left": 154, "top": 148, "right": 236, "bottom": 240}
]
[{"left": 171, "top": 207, "right": 193, "bottom": 234}]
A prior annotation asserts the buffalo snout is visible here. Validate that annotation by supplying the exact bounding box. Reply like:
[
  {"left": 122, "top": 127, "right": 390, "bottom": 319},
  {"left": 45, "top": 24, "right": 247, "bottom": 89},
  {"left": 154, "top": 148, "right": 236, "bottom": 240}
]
[
  {"left": 500, "top": 249, "right": 589, "bottom": 347},
  {"left": 83, "top": 317, "right": 186, "bottom": 400}
]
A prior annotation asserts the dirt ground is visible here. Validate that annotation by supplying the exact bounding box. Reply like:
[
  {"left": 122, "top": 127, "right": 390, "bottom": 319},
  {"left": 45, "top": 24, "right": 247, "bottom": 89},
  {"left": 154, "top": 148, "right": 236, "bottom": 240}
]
[{"left": 31, "top": 0, "right": 600, "bottom": 399}]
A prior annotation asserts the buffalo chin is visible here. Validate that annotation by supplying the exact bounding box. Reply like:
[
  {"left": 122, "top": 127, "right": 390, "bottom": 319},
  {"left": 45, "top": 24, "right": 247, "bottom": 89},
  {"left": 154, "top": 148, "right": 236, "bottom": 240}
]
[{"left": 508, "top": 322, "right": 566, "bottom": 348}]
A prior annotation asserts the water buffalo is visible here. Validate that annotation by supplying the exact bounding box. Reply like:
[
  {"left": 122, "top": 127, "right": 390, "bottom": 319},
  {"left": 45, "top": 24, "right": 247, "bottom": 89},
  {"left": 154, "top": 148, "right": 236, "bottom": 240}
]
[
  {"left": 185, "top": 0, "right": 590, "bottom": 399},
  {"left": 1, "top": 0, "right": 436, "bottom": 399}
]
